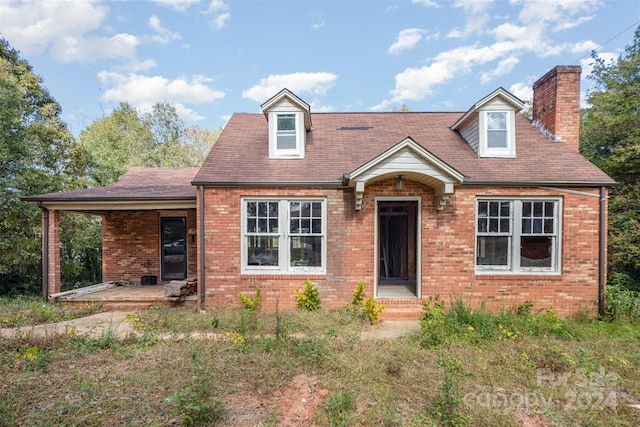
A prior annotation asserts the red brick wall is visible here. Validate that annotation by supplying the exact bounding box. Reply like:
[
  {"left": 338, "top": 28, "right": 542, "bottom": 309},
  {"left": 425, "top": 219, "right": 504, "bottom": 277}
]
[
  {"left": 200, "top": 182, "right": 602, "bottom": 316},
  {"left": 43, "top": 209, "right": 61, "bottom": 297},
  {"left": 533, "top": 65, "right": 581, "bottom": 152},
  {"left": 102, "top": 209, "right": 197, "bottom": 284}
]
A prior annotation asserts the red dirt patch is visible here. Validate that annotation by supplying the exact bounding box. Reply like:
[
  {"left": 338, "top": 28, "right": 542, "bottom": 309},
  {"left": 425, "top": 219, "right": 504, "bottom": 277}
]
[{"left": 223, "top": 374, "right": 329, "bottom": 426}]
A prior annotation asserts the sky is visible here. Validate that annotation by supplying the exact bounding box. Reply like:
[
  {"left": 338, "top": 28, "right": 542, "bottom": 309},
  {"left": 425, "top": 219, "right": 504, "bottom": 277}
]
[{"left": 1, "top": 0, "right": 639, "bottom": 136}]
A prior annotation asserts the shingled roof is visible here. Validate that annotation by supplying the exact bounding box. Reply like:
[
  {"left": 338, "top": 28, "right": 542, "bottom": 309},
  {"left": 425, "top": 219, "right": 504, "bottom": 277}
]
[
  {"left": 193, "top": 112, "right": 615, "bottom": 187},
  {"left": 25, "top": 167, "right": 199, "bottom": 204}
]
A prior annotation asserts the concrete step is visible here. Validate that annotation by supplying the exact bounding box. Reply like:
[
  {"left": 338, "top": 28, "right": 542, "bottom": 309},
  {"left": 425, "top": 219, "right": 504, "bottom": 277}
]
[{"left": 379, "top": 305, "right": 425, "bottom": 321}]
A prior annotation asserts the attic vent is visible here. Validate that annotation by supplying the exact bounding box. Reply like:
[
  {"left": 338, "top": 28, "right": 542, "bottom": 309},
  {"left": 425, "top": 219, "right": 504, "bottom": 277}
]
[{"left": 337, "top": 126, "right": 373, "bottom": 131}]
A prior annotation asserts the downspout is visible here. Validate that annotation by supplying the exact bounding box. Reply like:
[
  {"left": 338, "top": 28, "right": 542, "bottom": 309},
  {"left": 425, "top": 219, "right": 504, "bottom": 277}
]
[
  {"left": 39, "top": 202, "right": 49, "bottom": 304},
  {"left": 598, "top": 186, "right": 606, "bottom": 319},
  {"left": 199, "top": 186, "right": 206, "bottom": 312}
]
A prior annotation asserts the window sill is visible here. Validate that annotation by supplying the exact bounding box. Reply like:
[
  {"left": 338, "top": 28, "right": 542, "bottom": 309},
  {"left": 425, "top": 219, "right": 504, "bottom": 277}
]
[{"left": 474, "top": 270, "right": 561, "bottom": 280}]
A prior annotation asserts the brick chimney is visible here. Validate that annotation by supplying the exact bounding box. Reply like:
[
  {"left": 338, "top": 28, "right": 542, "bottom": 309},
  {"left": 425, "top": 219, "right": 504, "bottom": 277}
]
[{"left": 532, "top": 65, "right": 581, "bottom": 151}]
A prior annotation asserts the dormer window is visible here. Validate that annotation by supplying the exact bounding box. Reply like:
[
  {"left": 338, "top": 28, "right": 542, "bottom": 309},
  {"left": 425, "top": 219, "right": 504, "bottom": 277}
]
[
  {"left": 451, "top": 88, "right": 523, "bottom": 159},
  {"left": 261, "top": 89, "right": 312, "bottom": 159},
  {"left": 479, "top": 110, "right": 515, "bottom": 158},
  {"left": 487, "top": 112, "right": 507, "bottom": 148},
  {"left": 277, "top": 114, "right": 297, "bottom": 150}
]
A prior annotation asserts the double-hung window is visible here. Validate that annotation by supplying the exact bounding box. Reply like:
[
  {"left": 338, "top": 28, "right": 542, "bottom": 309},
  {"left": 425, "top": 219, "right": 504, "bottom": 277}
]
[
  {"left": 479, "top": 110, "right": 515, "bottom": 157},
  {"left": 277, "top": 114, "right": 297, "bottom": 151},
  {"left": 486, "top": 112, "right": 507, "bottom": 148},
  {"left": 243, "top": 199, "right": 325, "bottom": 273},
  {"left": 476, "top": 198, "right": 560, "bottom": 273}
]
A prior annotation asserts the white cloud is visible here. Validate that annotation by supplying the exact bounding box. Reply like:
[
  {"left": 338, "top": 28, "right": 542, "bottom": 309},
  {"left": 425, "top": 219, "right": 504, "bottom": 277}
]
[
  {"left": 153, "top": 0, "right": 201, "bottom": 12},
  {"left": 570, "top": 40, "right": 600, "bottom": 55},
  {"left": 388, "top": 29, "right": 427, "bottom": 55},
  {"left": 98, "top": 72, "right": 225, "bottom": 106},
  {"left": 375, "top": 0, "right": 602, "bottom": 110},
  {"left": 148, "top": 15, "right": 182, "bottom": 45},
  {"left": 242, "top": 72, "right": 339, "bottom": 102},
  {"left": 447, "top": 0, "right": 493, "bottom": 38},
  {"left": 411, "top": 0, "right": 440, "bottom": 7},
  {"left": 509, "top": 81, "right": 534, "bottom": 104},
  {"left": 52, "top": 33, "right": 139, "bottom": 63},
  {"left": 206, "top": 0, "right": 230, "bottom": 29},
  {"left": 481, "top": 56, "right": 519, "bottom": 83},
  {"left": 515, "top": 0, "right": 599, "bottom": 30},
  {"left": 1, "top": 0, "right": 110, "bottom": 58}
]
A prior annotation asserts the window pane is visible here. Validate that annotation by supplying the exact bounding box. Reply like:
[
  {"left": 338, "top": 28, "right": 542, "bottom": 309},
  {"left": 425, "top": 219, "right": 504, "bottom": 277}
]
[
  {"left": 544, "top": 219, "right": 554, "bottom": 233},
  {"left": 520, "top": 236, "right": 552, "bottom": 268},
  {"left": 489, "top": 202, "right": 498, "bottom": 216},
  {"left": 478, "top": 201, "right": 488, "bottom": 217},
  {"left": 247, "top": 201, "right": 257, "bottom": 218},
  {"left": 487, "top": 112, "right": 506, "bottom": 130},
  {"left": 312, "top": 218, "right": 322, "bottom": 234},
  {"left": 477, "top": 236, "right": 509, "bottom": 266},
  {"left": 277, "top": 134, "right": 296, "bottom": 150},
  {"left": 247, "top": 236, "right": 279, "bottom": 266},
  {"left": 533, "top": 202, "right": 543, "bottom": 217},
  {"left": 312, "top": 202, "right": 322, "bottom": 217},
  {"left": 478, "top": 218, "right": 488, "bottom": 233},
  {"left": 522, "top": 202, "right": 532, "bottom": 217},
  {"left": 487, "top": 130, "right": 507, "bottom": 148},
  {"left": 522, "top": 218, "right": 532, "bottom": 234},
  {"left": 247, "top": 218, "right": 257, "bottom": 233},
  {"left": 489, "top": 218, "right": 498, "bottom": 232},
  {"left": 277, "top": 114, "right": 295, "bottom": 131},
  {"left": 290, "top": 236, "right": 322, "bottom": 267},
  {"left": 544, "top": 202, "right": 554, "bottom": 217}
]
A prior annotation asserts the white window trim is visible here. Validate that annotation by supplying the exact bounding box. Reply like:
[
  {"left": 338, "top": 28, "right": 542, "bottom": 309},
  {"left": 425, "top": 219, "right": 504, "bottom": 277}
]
[
  {"left": 478, "top": 110, "right": 516, "bottom": 158},
  {"left": 475, "top": 197, "right": 562, "bottom": 275},
  {"left": 241, "top": 197, "right": 326, "bottom": 274},
  {"left": 268, "top": 112, "right": 305, "bottom": 159}
]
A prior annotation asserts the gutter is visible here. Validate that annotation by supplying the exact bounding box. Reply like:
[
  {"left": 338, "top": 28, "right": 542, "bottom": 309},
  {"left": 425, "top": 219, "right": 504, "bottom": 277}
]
[
  {"left": 199, "top": 186, "right": 206, "bottom": 312},
  {"left": 599, "top": 187, "right": 607, "bottom": 319},
  {"left": 460, "top": 180, "right": 617, "bottom": 187},
  {"left": 190, "top": 181, "right": 345, "bottom": 188},
  {"left": 38, "top": 202, "right": 49, "bottom": 304}
]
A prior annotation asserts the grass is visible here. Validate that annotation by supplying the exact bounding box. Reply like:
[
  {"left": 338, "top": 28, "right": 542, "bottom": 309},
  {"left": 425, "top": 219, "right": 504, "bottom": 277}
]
[
  {"left": 0, "top": 296, "right": 639, "bottom": 426},
  {"left": 0, "top": 294, "right": 103, "bottom": 327}
]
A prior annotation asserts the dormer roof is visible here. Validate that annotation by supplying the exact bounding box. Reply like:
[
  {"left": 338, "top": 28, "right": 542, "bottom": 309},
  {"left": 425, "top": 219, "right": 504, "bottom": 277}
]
[
  {"left": 260, "top": 88, "right": 312, "bottom": 130},
  {"left": 451, "top": 87, "right": 524, "bottom": 131}
]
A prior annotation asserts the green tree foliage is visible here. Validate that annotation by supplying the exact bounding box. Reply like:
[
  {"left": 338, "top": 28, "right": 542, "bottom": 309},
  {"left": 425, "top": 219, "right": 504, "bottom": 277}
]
[
  {"left": 80, "top": 102, "right": 221, "bottom": 185},
  {"left": 581, "top": 26, "right": 640, "bottom": 290},
  {"left": 0, "top": 38, "right": 91, "bottom": 294}
]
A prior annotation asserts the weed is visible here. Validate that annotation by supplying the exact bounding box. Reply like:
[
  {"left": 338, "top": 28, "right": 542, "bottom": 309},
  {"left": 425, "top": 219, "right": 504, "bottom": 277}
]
[
  {"left": 294, "top": 337, "right": 328, "bottom": 363},
  {"left": 324, "top": 390, "right": 355, "bottom": 426},
  {"left": 238, "top": 287, "right": 261, "bottom": 311},
  {"left": 295, "top": 279, "right": 321, "bottom": 311},
  {"left": 14, "top": 346, "right": 49, "bottom": 372},
  {"left": 435, "top": 357, "right": 465, "bottom": 427},
  {"left": 164, "top": 380, "right": 225, "bottom": 426},
  {"left": 418, "top": 295, "right": 448, "bottom": 348},
  {"left": 606, "top": 284, "right": 640, "bottom": 321}
]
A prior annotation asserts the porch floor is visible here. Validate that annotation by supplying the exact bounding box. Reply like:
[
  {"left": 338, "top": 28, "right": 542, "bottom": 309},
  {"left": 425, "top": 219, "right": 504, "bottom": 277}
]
[
  {"left": 55, "top": 284, "right": 197, "bottom": 305},
  {"left": 377, "top": 280, "right": 418, "bottom": 299}
]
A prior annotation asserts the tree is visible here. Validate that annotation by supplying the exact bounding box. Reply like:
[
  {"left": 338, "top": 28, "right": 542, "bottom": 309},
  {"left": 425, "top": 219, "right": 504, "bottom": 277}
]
[
  {"left": 80, "top": 102, "right": 222, "bottom": 185},
  {"left": 581, "top": 25, "right": 640, "bottom": 290},
  {"left": 0, "top": 38, "right": 90, "bottom": 294}
]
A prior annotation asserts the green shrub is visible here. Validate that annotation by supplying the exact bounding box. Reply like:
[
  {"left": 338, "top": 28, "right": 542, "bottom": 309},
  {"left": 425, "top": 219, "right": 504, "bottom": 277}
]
[
  {"left": 347, "top": 281, "right": 384, "bottom": 324},
  {"left": 238, "top": 287, "right": 261, "bottom": 311},
  {"left": 361, "top": 297, "right": 385, "bottom": 324},
  {"left": 351, "top": 281, "right": 365, "bottom": 306},
  {"left": 295, "top": 280, "right": 320, "bottom": 311},
  {"left": 606, "top": 283, "right": 640, "bottom": 321}
]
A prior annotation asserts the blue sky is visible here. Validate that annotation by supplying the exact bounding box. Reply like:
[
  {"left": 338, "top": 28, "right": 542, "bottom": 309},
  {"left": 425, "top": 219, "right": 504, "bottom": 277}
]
[{"left": 1, "top": 0, "right": 639, "bottom": 136}]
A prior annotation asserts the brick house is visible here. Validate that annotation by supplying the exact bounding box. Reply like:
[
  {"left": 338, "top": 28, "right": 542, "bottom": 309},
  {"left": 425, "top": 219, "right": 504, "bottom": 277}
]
[{"left": 27, "top": 66, "right": 615, "bottom": 318}]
